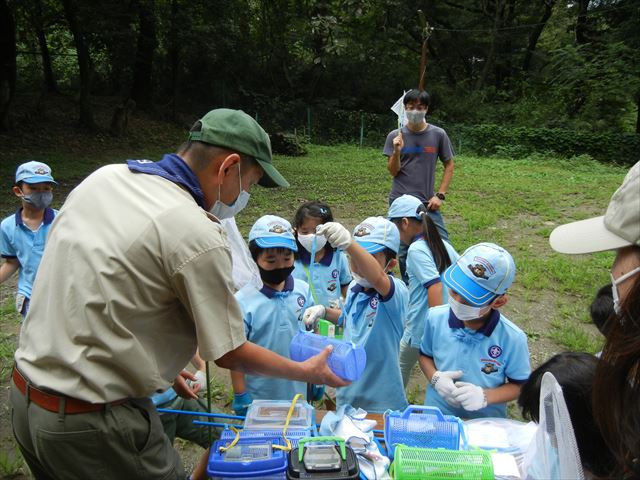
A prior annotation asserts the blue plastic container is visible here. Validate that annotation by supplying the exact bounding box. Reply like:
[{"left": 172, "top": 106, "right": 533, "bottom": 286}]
[
  {"left": 384, "top": 405, "right": 465, "bottom": 459},
  {"left": 207, "top": 436, "right": 288, "bottom": 479},
  {"left": 289, "top": 331, "right": 366, "bottom": 381},
  {"left": 221, "top": 427, "right": 312, "bottom": 449}
]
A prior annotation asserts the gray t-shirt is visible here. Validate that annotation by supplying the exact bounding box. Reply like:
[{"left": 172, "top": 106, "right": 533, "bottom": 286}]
[{"left": 383, "top": 124, "right": 454, "bottom": 204}]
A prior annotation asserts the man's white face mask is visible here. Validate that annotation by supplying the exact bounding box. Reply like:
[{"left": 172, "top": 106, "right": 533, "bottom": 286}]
[{"left": 209, "top": 163, "right": 250, "bottom": 219}]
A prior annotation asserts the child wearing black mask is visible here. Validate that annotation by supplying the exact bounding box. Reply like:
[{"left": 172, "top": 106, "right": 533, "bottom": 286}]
[{"left": 229, "top": 215, "right": 313, "bottom": 415}]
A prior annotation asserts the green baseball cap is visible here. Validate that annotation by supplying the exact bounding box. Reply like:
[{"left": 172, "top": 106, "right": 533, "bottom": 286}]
[{"left": 188, "top": 108, "right": 289, "bottom": 188}]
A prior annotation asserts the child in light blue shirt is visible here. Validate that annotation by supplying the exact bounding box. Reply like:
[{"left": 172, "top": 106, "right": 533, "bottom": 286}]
[
  {"left": 292, "top": 201, "right": 352, "bottom": 309},
  {"left": 0, "top": 161, "right": 57, "bottom": 319},
  {"left": 388, "top": 194, "right": 459, "bottom": 387},
  {"left": 304, "top": 216, "right": 409, "bottom": 413},
  {"left": 230, "top": 215, "right": 313, "bottom": 414},
  {"left": 419, "top": 242, "right": 531, "bottom": 419}
]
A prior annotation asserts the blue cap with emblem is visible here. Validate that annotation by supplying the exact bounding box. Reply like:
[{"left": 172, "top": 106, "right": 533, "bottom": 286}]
[
  {"left": 249, "top": 215, "right": 298, "bottom": 252},
  {"left": 352, "top": 216, "right": 400, "bottom": 254},
  {"left": 442, "top": 242, "right": 516, "bottom": 307},
  {"left": 15, "top": 161, "right": 56, "bottom": 185}
]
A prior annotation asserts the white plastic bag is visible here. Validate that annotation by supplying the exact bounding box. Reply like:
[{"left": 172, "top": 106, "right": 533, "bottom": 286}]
[
  {"left": 220, "top": 217, "right": 262, "bottom": 291},
  {"left": 523, "top": 372, "right": 584, "bottom": 480}
]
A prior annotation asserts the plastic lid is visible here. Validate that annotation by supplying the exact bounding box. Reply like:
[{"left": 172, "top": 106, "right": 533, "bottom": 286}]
[{"left": 244, "top": 400, "right": 313, "bottom": 430}]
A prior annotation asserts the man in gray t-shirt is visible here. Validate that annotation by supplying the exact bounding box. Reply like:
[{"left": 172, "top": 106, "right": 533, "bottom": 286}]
[{"left": 383, "top": 89, "right": 455, "bottom": 281}]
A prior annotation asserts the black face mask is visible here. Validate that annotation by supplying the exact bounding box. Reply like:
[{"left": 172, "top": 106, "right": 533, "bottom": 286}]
[{"left": 259, "top": 265, "right": 294, "bottom": 285}]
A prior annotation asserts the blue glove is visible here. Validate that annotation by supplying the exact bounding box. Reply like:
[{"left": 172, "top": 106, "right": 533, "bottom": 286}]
[
  {"left": 312, "top": 384, "right": 325, "bottom": 402},
  {"left": 232, "top": 392, "right": 253, "bottom": 416}
]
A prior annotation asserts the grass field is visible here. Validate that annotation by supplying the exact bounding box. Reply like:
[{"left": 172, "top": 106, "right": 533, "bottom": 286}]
[{"left": 0, "top": 138, "right": 628, "bottom": 477}]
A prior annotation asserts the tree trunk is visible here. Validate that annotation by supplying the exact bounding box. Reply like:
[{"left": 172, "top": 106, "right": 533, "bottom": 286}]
[
  {"left": 523, "top": 0, "right": 555, "bottom": 72},
  {"left": 169, "top": 0, "right": 179, "bottom": 120},
  {"left": 475, "top": 0, "right": 505, "bottom": 90},
  {"left": 61, "top": 0, "right": 96, "bottom": 129},
  {"left": 0, "top": 0, "right": 16, "bottom": 131},
  {"left": 131, "top": 0, "right": 157, "bottom": 110},
  {"left": 33, "top": 0, "right": 57, "bottom": 93},
  {"left": 575, "top": 0, "right": 590, "bottom": 44},
  {"left": 636, "top": 92, "right": 640, "bottom": 135}
]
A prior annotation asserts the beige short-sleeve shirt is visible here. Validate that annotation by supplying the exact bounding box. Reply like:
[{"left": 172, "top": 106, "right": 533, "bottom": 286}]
[{"left": 15, "top": 164, "right": 246, "bottom": 402}]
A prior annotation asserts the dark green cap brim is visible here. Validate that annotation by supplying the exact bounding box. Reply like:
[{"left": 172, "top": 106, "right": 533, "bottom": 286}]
[{"left": 257, "top": 159, "right": 289, "bottom": 188}]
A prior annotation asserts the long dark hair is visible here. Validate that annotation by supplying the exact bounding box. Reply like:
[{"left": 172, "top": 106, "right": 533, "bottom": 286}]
[
  {"left": 418, "top": 207, "right": 452, "bottom": 274},
  {"left": 519, "top": 352, "right": 615, "bottom": 477},
  {"left": 593, "top": 246, "right": 640, "bottom": 478}
]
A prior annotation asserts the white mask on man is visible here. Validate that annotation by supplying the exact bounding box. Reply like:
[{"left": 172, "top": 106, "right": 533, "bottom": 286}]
[{"left": 209, "top": 163, "right": 250, "bottom": 219}]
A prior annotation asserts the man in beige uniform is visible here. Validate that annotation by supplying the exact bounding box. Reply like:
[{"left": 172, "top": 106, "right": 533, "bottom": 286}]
[{"left": 10, "top": 109, "right": 347, "bottom": 480}]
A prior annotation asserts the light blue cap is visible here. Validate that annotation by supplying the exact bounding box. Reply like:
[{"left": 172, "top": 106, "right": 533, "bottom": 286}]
[
  {"left": 388, "top": 194, "right": 424, "bottom": 220},
  {"left": 352, "top": 216, "right": 400, "bottom": 254},
  {"left": 442, "top": 242, "right": 516, "bottom": 307},
  {"left": 15, "top": 161, "right": 56, "bottom": 184},
  {"left": 248, "top": 215, "right": 297, "bottom": 251}
]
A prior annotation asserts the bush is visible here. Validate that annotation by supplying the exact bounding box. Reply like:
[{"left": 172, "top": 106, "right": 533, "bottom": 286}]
[
  {"left": 449, "top": 124, "right": 639, "bottom": 165},
  {"left": 269, "top": 132, "right": 308, "bottom": 156}
]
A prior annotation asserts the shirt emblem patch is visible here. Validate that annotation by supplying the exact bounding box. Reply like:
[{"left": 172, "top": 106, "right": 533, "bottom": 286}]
[
  {"left": 297, "top": 295, "right": 305, "bottom": 307},
  {"left": 332, "top": 269, "right": 338, "bottom": 279},
  {"left": 369, "top": 297, "right": 378, "bottom": 309},
  {"left": 481, "top": 363, "right": 498, "bottom": 374},
  {"left": 424, "top": 146, "right": 436, "bottom": 153},
  {"left": 488, "top": 345, "right": 502, "bottom": 358}
]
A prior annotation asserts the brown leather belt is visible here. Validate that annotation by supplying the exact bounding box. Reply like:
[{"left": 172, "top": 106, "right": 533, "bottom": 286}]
[{"left": 12, "top": 366, "right": 127, "bottom": 414}]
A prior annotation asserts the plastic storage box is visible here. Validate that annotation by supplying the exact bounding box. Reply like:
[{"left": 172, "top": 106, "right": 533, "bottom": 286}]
[
  {"left": 289, "top": 331, "right": 366, "bottom": 381},
  {"left": 221, "top": 427, "right": 312, "bottom": 449},
  {"left": 244, "top": 400, "right": 314, "bottom": 431},
  {"left": 384, "top": 405, "right": 464, "bottom": 458},
  {"left": 390, "top": 446, "right": 494, "bottom": 480},
  {"left": 286, "top": 436, "right": 360, "bottom": 479},
  {"left": 317, "top": 319, "right": 343, "bottom": 339},
  {"left": 207, "top": 436, "right": 288, "bottom": 479}
]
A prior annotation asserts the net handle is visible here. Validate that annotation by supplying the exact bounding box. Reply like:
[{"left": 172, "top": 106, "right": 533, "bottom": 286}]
[{"left": 400, "top": 404, "right": 446, "bottom": 421}]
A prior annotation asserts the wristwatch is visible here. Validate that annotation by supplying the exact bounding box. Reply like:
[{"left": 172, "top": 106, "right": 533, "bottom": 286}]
[{"left": 436, "top": 192, "right": 446, "bottom": 201}]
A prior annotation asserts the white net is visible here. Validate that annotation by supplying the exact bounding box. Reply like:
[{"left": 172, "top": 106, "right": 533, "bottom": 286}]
[
  {"left": 523, "top": 372, "right": 584, "bottom": 479},
  {"left": 220, "top": 217, "right": 262, "bottom": 291}
]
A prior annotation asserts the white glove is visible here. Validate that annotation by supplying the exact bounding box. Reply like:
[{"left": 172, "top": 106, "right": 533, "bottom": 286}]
[
  {"left": 316, "top": 222, "right": 352, "bottom": 250},
  {"left": 303, "top": 305, "right": 326, "bottom": 330},
  {"left": 192, "top": 370, "right": 207, "bottom": 389},
  {"left": 451, "top": 382, "right": 487, "bottom": 411},
  {"left": 431, "top": 370, "right": 464, "bottom": 407}
]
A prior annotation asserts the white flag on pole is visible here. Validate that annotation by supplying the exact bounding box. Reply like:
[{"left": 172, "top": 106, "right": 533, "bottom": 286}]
[{"left": 390, "top": 91, "right": 407, "bottom": 130}]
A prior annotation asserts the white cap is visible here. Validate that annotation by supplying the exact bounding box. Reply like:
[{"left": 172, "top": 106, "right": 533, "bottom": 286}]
[{"left": 550, "top": 162, "right": 640, "bottom": 254}]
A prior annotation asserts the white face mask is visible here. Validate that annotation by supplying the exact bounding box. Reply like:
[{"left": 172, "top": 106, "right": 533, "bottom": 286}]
[
  {"left": 448, "top": 295, "right": 487, "bottom": 321},
  {"left": 352, "top": 261, "right": 390, "bottom": 289},
  {"left": 405, "top": 109, "right": 426, "bottom": 125},
  {"left": 297, "top": 233, "right": 327, "bottom": 254},
  {"left": 610, "top": 267, "right": 640, "bottom": 316},
  {"left": 209, "top": 163, "right": 250, "bottom": 219}
]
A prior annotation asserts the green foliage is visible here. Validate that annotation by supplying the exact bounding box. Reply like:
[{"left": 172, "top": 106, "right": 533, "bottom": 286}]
[
  {"left": 270, "top": 132, "right": 308, "bottom": 156},
  {"left": 451, "top": 124, "right": 640, "bottom": 165}
]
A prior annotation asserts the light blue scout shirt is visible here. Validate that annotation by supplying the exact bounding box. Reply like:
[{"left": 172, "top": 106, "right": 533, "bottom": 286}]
[
  {"left": 336, "top": 275, "right": 409, "bottom": 413},
  {"left": 404, "top": 237, "right": 459, "bottom": 348},
  {"left": 419, "top": 304, "right": 531, "bottom": 418},
  {"left": 0, "top": 207, "right": 57, "bottom": 298},
  {"left": 293, "top": 248, "right": 352, "bottom": 307},
  {"left": 235, "top": 275, "right": 313, "bottom": 401}
]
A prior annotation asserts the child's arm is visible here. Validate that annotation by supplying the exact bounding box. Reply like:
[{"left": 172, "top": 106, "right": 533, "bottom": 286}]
[
  {"left": 0, "top": 258, "right": 20, "bottom": 283},
  {"left": 427, "top": 283, "right": 443, "bottom": 306},
  {"left": 230, "top": 369, "right": 253, "bottom": 416},
  {"left": 419, "top": 353, "right": 463, "bottom": 406},
  {"left": 317, "top": 222, "right": 392, "bottom": 297}
]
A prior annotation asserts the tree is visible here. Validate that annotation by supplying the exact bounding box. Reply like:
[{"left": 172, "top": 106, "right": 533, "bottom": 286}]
[
  {"left": 130, "top": 0, "right": 157, "bottom": 110},
  {"left": 61, "top": 0, "right": 96, "bottom": 129},
  {"left": 0, "top": 0, "right": 16, "bottom": 131}
]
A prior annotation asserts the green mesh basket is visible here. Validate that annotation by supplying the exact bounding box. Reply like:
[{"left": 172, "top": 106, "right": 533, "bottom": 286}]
[{"left": 391, "top": 446, "right": 494, "bottom": 480}]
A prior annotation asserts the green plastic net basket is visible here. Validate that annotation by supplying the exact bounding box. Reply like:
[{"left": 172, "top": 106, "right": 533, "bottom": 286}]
[{"left": 391, "top": 446, "right": 494, "bottom": 480}]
